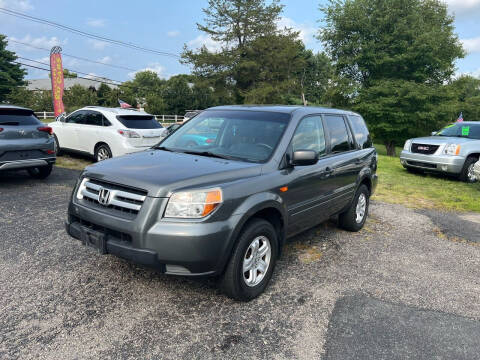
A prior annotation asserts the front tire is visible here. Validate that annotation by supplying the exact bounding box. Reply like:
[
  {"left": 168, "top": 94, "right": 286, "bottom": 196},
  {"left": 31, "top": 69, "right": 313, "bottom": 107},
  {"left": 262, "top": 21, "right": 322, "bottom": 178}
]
[
  {"left": 94, "top": 144, "right": 112, "bottom": 162},
  {"left": 53, "top": 135, "right": 62, "bottom": 156},
  {"left": 27, "top": 164, "right": 53, "bottom": 179},
  {"left": 220, "top": 218, "right": 278, "bottom": 301},
  {"left": 459, "top": 157, "right": 478, "bottom": 183},
  {"left": 338, "top": 184, "right": 370, "bottom": 232}
]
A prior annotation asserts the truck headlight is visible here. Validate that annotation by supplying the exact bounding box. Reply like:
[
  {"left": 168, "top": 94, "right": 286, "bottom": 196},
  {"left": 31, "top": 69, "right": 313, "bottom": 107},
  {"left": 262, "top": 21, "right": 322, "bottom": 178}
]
[
  {"left": 403, "top": 140, "right": 412, "bottom": 151},
  {"left": 164, "top": 188, "right": 223, "bottom": 218},
  {"left": 444, "top": 144, "right": 461, "bottom": 155}
]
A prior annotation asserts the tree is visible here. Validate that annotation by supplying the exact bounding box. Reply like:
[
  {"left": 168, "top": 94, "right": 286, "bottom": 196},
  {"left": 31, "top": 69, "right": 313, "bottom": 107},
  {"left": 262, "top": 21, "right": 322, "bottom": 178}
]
[
  {"left": 0, "top": 34, "right": 26, "bottom": 102},
  {"left": 320, "top": 0, "right": 464, "bottom": 155},
  {"left": 182, "top": 0, "right": 305, "bottom": 104},
  {"left": 63, "top": 84, "right": 97, "bottom": 112},
  {"left": 301, "top": 51, "right": 334, "bottom": 106},
  {"left": 198, "top": 0, "right": 283, "bottom": 48},
  {"left": 449, "top": 75, "right": 480, "bottom": 121}
]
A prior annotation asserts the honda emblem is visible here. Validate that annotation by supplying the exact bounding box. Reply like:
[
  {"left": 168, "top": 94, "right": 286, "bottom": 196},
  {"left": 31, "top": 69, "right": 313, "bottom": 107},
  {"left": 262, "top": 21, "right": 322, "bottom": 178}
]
[{"left": 98, "top": 188, "right": 111, "bottom": 206}]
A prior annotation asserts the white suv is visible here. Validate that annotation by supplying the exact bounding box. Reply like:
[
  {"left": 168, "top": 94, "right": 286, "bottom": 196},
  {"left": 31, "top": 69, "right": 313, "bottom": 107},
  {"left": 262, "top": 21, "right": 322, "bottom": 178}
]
[{"left": 51, "top": 106, "right": 166, "bottom": 161}]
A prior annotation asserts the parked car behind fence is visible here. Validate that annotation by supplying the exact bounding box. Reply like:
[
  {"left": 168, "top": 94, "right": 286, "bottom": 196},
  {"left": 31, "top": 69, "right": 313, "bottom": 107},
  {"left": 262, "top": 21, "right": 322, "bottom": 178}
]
[{"left": 50, "top": 106, "right": 167, "bottom": 162}]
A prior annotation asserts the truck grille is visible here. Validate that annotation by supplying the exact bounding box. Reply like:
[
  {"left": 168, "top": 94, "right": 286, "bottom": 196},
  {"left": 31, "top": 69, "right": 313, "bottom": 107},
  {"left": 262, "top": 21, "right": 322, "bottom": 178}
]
[
  {"left": 78, "top": 178, "right": 147, "bottom": 215},
  {"left": 411, "top": 143, "right": 439, "bottom": 155}
]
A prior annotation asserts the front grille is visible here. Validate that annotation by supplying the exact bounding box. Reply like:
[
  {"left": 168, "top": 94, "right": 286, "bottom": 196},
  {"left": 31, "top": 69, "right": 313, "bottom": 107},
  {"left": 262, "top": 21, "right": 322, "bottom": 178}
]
[
  {"left": 407, "top": 160, "right": 437, "bottom": 169},
  {"left": 78, "top": 178, "right": 147, "bottom": 216},
  {"left": 411, "top": 143, "right": 439, "bottom": 155}
]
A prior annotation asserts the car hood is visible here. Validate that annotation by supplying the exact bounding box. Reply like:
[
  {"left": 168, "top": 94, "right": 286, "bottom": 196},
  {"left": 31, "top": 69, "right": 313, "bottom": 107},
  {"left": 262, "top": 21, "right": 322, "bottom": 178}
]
[
  {"left": 410, "top": 136, "right": 477, "bottom": 145},
  {"left": 83, "top": 149, "right": 262, "bottom": 197}
]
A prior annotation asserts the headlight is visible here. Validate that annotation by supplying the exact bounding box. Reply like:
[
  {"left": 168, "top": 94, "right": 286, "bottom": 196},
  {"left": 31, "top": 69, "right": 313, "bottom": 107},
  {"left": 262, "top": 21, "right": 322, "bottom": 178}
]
[
  {"left": 164, "top": 188, "right": 223, "bottom": 218},
  {"left": 403, "top": 140, "right": 412, "bottom": 151},
  {"left": 444, "top": 144, "right": 461, "bottom": 155}
]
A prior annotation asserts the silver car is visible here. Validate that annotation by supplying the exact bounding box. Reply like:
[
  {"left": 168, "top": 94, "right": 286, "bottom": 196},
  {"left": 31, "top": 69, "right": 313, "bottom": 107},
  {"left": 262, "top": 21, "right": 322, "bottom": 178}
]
[
  {"left": 0, "top": 105, "right": 56, "bottom": 178},
  {"left": 400, "top": 121, "right": 480, "bottom": 182}
]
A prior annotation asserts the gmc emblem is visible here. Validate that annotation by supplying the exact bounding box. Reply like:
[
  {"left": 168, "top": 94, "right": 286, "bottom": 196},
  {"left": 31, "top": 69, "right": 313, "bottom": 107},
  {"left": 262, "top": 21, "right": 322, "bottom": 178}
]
[{"left": 418, "top": 146, "right": 429, "bottom": 151}]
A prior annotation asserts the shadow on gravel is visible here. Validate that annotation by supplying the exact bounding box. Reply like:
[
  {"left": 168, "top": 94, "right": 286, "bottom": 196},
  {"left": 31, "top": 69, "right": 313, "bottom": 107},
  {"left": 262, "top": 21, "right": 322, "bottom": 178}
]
[
  {"left": 419, "top": 209, "right": 480, "bottom": 243},
  {"left": 324, "top": 294, "right": 480, "bottom": 360},
  {"left": 0, "top": 167, "right": 80, "bottom": 188}
]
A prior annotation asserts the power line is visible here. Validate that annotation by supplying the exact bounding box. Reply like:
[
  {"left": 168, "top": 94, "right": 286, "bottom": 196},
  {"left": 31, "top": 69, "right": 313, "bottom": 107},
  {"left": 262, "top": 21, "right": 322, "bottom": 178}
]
[
  {"left": 0, "top": 7, "right": 181, "bottom": 58},
  {"left": 13, "top": 61, "right": 124, "bottom": 88},
  {"left": 17, "top": 56, "right": 124, "bottom": 84},
  {"left": 8, "top": 38, "right": 137, "bottom": 71}
]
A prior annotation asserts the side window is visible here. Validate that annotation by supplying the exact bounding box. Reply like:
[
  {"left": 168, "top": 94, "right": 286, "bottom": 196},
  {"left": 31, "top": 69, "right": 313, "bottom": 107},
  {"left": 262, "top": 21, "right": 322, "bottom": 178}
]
[
  {"left": 65, "top": 111, "right": 84, "bottom": 124},
  {"left": 348, "top": 115, "right": 372, "bottom": 149},
  {"left": 102, "top": 116, "right": 111, "bottom": 127},
  {"left": 84, "top": 111, "right": 103, "bottom": 126},
  {"left": 324, "top": 115, "right": 352, "bottom": 153},
  {"left": 291, "top": 116, "right": 326, "bottom": 156}
]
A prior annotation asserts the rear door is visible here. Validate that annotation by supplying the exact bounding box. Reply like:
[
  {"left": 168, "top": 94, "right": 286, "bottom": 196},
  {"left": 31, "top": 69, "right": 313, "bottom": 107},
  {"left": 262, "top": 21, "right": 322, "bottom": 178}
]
[
  {"left": 0, "top": 108, "right": 51, "bottom": 162},
  {"left": 322, "top": 114, "right": 359, "bottom": 213}
]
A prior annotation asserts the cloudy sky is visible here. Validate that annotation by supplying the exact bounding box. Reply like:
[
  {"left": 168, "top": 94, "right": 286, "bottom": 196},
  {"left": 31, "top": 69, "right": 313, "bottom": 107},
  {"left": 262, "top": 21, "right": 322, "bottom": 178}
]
[{"left": 1, "top": 0, "right": 479, "bottom": 82}]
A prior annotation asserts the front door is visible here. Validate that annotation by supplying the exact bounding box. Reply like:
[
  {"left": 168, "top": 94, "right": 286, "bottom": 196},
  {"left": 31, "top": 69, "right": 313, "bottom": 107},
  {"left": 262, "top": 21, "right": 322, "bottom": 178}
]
[{"left": 280, "top": 115, "right": 335, "bottom": 236}]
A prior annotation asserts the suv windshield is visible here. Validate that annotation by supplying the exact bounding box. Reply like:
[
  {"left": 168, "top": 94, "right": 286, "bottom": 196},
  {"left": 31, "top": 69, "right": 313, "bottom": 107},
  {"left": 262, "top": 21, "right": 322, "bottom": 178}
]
[
  {"left": 0, "top": 109, "right": 40, "bottom": 126},
  {"left": 116, "top": 115, "right": 163, "bottom": 129},
  {"left": 159, "top": 110, "right": 290, "bottom": 163},
  {"left": 436, "top": 123, "right": 480, "bottom": 139}
]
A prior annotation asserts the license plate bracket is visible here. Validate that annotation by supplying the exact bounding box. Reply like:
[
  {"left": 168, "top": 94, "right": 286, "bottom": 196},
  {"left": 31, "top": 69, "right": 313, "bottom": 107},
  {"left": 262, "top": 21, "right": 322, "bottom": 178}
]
[{"left": 81, "top": 227, "right": 106, "bottom": 254}]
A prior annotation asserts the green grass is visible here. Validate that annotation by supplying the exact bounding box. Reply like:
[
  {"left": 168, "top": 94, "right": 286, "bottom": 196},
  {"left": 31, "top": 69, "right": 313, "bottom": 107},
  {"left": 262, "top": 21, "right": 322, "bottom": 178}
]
[{"left": 373, "top": 144, "right": 480, "bottom": 212}]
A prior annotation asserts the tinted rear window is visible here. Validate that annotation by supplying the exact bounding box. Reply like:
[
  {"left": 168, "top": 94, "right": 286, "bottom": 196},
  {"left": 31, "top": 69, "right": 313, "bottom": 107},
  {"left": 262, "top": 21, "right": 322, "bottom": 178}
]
[
  {"left": 0, "top": 109, "right": 40, "bottom": 126},
  {"left": 116, "top": 115, "right": 163, "bottom": 129},
  {"left": 349, "top": 115, "right": 372, "bottom": 149},
  {"left": 324, "top": 115, "right": 352, "bottom": 153}
]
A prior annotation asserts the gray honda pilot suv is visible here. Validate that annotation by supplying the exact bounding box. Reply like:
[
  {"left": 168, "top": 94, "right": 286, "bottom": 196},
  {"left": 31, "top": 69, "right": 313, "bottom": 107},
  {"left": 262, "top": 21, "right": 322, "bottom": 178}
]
[{"left": 66, "top": 106, "right": 378, "bottom": 301}]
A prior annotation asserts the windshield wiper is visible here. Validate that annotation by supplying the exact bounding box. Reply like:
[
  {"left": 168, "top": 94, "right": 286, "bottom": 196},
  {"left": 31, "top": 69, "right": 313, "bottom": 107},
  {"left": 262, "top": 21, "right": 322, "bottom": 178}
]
[
  {"left": 154, "top": 146, "right": 174, "bottom": 152},
  {"left": 181, "top": 150, "right": 234, "bottom": 160}
]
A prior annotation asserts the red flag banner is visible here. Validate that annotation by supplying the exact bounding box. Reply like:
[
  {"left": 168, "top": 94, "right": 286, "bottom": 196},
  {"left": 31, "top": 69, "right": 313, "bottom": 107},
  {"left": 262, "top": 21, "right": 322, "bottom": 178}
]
[{"left": 50, "top": 46, "right": 65, "bottom": 117}]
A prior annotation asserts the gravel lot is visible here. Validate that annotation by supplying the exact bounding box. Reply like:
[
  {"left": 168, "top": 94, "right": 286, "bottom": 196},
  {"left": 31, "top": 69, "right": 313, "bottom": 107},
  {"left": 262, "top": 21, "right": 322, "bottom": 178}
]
[{"left": 1, "top": 168, "right": 480, "bottom": 359}]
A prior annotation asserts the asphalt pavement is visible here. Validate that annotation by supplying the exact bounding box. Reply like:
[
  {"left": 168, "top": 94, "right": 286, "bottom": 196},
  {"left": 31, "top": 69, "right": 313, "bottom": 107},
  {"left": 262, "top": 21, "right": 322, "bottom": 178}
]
[{"left": 1, "top": 167, "right": 480, "bottom": 359}]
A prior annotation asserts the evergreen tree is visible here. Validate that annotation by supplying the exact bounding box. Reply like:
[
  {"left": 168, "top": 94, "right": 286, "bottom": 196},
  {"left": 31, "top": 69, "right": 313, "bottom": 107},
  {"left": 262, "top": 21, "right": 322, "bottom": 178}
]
[{"left": 0, "top": 34, "right": 26, "bottom": 103}]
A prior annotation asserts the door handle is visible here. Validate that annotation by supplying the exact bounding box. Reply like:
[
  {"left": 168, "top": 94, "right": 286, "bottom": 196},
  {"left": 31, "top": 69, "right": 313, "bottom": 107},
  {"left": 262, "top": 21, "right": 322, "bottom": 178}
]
[{"left": 324, "top": 166, "right": 334, "bottom": 175}]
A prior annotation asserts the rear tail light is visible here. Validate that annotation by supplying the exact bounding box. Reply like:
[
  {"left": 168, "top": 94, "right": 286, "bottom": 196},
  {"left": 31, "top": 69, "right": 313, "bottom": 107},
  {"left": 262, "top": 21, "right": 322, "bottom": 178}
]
[
  {"left": 0, "top": 128, "right": 3, "bottom": 132},
  {"left": 45, "top": 149, "right": 55, "bottom": 155},
  {"left": 37, "top": 126, "right": 53, "bottom": 135},
  {"left": 117, "top": 129, "right": 140, "bottom": 138}
]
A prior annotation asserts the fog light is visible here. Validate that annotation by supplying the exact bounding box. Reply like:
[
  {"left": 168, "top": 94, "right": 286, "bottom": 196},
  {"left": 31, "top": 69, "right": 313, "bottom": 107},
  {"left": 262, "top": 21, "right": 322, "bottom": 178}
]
[
  {"left": 441, "top": 165, "right": 448, "bottom": 171},
  {"left": 400, "top": 160, "right": 406, "bottom": 165}
]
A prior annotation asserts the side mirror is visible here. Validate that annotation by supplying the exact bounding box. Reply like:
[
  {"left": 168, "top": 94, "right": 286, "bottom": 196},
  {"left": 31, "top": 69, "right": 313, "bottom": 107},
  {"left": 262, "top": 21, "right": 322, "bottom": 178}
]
[
  {"left": 291, "top": 150, "right": 318, "bottom": 166},
  {"left": 431, "top": 131, "right": 437, "bottom": 136},
  {"left": 56, "top": 113, "right": 66, "bottom": 123}
]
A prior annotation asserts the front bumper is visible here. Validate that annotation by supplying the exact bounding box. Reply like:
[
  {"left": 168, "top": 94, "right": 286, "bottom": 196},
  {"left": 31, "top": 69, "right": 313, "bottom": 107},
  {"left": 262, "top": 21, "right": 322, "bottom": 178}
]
[
  {"left": 399, "top": 151, "right": 464, "bottom": 174},
  {"left": 66, "top": 200, "right": 241, "bottom": 276}
]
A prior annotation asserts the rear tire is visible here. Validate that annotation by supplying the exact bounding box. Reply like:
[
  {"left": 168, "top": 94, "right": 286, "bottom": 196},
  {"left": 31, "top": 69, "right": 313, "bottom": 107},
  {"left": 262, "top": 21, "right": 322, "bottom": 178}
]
[
  {"left": 338, "top": 184, "right": 370, "bottom": 232},
  {"left": 220, "top": 218, "right": 278, "bottom": 301},
  {"left": 28, "top": 164, "right": 53, "bottom": 179},
  {"left": 94, "top": 144, "right": 112, "bottom": 162},
  {"left": 459, "top": 157, "right": 478, "bottom": 183}
]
